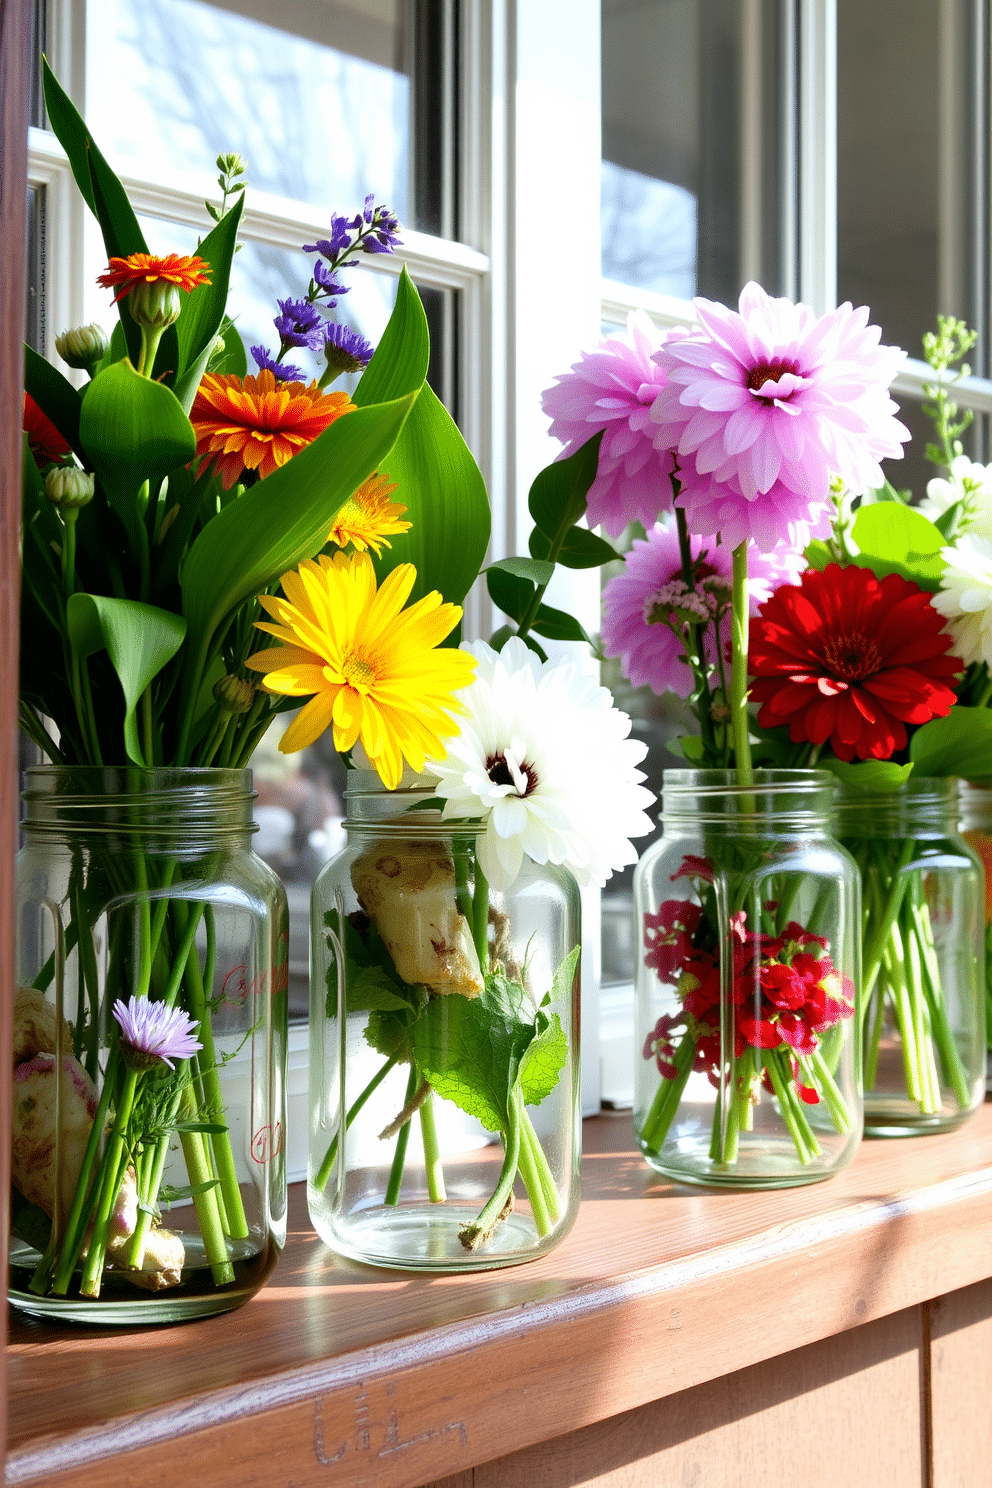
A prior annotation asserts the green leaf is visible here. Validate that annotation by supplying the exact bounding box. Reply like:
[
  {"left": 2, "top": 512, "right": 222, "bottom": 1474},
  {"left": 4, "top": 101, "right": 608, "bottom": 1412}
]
[
  {"left": 347, "top": 965, "right": 412, "bottom": 1015},
  {"left": 42, "top": 59, "right": 97, "bottom": 214},
  {"left": 668, "top": 734, "right": 705, "bottom": 760},
  {"left": 352, "top": 267, "right": 430, "bottom": 405},
  {"left": 488, "top": 555, "right": 555, "bottom": 587},
  {"left": 173, "top": 198, "right": 245, "bottom": 408},
  {"left": 181, "top": 392, "right": 417, "bottom": 650},
  {"left": 820, "top": 758, "right": 915, "bottom": 794},
  {"left": 412, "top": 975, "right": 540, "bottom": 1134},
  {"left": 803, "top": 540, "right": 834, "bottom": 573},
  {"left": 532, "top": 524, "right": 623, "bottom": 569},
  {"left": 487, "top": 566, "right": 533, "bottom": 625},
  {"left": 488, "top": 623, "right": 516, "bottom": 652},
  {"left": 909, "top": 707, "right": 992, "bottom": 780},
  {"left": 24, "top": 345, "right": 83, "bottom": 459},
  {"left": 79, "top": 359, "right": 196, "bottom": 500},
  {"left": 528, "top": 431, "right": 603, "bottom": 542},
  {"left": 530, "top": 604, "right": 594, "bottom": 645},
  {"left": 208, "top": 321, "right": 248, "bottom": 379},
  {"left": 849, "top": 504, "right": 946, "bottom": 591},
  {"left": 518, "top": 1011, "right": 567, "bottom": 1107},
  {"left": 66, "top": 594, "right": 186, "bottom": 764},
  {"left": 548, "top": 945, "right": 581, "bottom": 1005}
]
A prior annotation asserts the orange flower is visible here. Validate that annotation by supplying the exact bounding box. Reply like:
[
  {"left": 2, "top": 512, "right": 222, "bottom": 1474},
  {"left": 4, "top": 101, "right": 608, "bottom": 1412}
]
[
  {"left": 23, "top": 393, "right": 71, "bottom": 469},
  {"left": 96, "top": 252, "right": 212, "bottom": 303},
  {"left": 190, "top": 370, "right": 355, "bottom": 489},
  {"left": 327, "top": 471, "right": 411, "bottom": 556}
]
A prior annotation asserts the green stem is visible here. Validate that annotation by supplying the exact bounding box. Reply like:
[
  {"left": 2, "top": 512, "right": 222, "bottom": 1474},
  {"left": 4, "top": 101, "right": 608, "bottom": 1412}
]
[
  {"left": 764, "top": 1049, "right": 819, "bottom": 1163},
  {"left": 314, "top": 1050, "right": 401, "bottom": 1190},
  {"left": 384, "top": 1063, "right": 419, "bottom": 1206},
  {"left": 472, "top": 862, "right": 490, "bottom": 973},
  {"left": 518, "top": 1106, "right": 559, "bottom": 1228},
  {"left": 419, "top": 1092, "right": 446, "bottom": 1203},
  {"left": 178, "top": 1088, "right": 234, "bottom": 1285},
  {"left": 803, "top": 1047, "right": 855, "bottom": 1133},
  {"left": 79, "top": 1068, "right": 140, "bottom": 1297},
  {"left": 639, "top": 1030, "right": 696, "bottom": 1152},
  {"left": 675, "top": 507, "right": 719, "bottom": 760},
  {"left": 730, "top": 540, "right": 753, "bottom": 787},
  {"left": 459, "top": 1103, "right": 522, "bottom": 1250},
  {"left": 862, "top": 837, "right": 916, "bottom": 997}
]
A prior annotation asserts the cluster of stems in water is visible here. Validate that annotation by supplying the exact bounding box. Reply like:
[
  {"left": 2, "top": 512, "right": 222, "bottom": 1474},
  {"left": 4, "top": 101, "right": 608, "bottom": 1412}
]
[
  {"left": 315, "top": 844, "right": 562, "bottom": 1249},
  {"left": 28, "top": 843, "right": 248, "bottom": 1298}
]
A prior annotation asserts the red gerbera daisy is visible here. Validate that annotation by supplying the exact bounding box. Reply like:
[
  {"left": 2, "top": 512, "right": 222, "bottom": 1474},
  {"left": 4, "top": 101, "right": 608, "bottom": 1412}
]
[
  {"left": 96, "top": 252, "right": 211, "bottom": 303},
  {"left": 23, "top": 392, "right": 71, "bottom": 469},
  {"left": 748, "top": 563, "right": 962, "bottom": 762}
]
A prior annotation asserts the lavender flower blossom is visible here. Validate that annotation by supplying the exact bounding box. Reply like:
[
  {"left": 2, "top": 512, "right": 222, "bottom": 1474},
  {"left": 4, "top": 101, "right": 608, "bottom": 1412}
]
[
  {"left": 112, "top": 996, "right": 202, "bottom": 1071},
  {"left": 250, "top": 345, "right": 305, "bottom": 382},
  {"left": 304, "top": 214, "right": 355, "bottom": 262},
  {"left": 312, "top": 259, "right": 348, "bottom": 297},
  {"left": 323, "top": 322, "right": 375, "bottom": 377},
  {"left": 274, "top": 296, "right": 327, "bottom": 351}
]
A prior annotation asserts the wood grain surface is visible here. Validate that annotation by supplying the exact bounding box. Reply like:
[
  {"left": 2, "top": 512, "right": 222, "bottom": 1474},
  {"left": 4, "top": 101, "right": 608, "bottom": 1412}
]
[
  {"left": 7, "top": 1105, "right": 992, "bottom": 1487},
  {"left": 927, "top": 1280, "right": 992, "bottom": 1488},
  {"left": 0, "top": 0, "right": 32, "bottom": 1469}
]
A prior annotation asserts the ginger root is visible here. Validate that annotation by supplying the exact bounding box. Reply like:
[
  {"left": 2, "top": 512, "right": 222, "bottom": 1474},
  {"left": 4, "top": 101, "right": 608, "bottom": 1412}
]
[{"left": 352, "top": 839, "right": 484, "bottom": 996}]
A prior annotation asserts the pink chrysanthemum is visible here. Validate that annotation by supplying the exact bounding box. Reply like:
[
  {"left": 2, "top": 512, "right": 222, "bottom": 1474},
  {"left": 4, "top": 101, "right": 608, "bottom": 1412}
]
[
  {"left": 649, "top": 282, "right": 909, "bottom": 550},
  {"left": 601, "top": 523, "right": 805, "bottom": 697},
  {"left": 542, "top": 311, "right": 685, "bottom": 537},
  {"left": 674, "top": 463, "right": 835, "bottom": 554}
]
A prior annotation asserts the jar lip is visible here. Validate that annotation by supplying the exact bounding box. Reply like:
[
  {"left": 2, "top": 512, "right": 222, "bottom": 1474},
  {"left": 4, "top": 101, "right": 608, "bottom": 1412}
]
[
  {"left": 23, "top": 765, "right": 252, "bottom": 797},
  {"left": 662, "top": 767, "right": 835, "bottom": 797},
  {"left": 833, "top": 775, "right": 956, "bottom": 806}
]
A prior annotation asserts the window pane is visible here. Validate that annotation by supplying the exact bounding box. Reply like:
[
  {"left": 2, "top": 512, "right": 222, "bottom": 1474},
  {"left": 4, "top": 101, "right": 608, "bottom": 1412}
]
[
  {"left": 838, "top": 0, "right": 986, "bottom": 373},
  {"left": 25, "top": 185, "right": 45, "bottom": 354},
  {"left": 87, "top": 0, "right": 457, "bottom": 235},
  {"left": 601, "top": 0, "right": 788, "bottom": 302}
]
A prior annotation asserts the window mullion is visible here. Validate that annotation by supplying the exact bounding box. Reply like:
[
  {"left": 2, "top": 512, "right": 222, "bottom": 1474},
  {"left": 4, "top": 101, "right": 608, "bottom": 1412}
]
[{"left": 797, "top": 0, "right": 837, "bottom": 313}]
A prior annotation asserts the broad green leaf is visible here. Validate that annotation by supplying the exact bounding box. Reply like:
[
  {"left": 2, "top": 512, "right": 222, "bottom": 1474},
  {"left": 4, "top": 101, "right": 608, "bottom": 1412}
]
[
  {"left": 668, "top": 734, "right": 705, "bottom": 760},
  {"left": 79, "top": 360, "right": 196, "bottom": 500},
  {"left": 412, "top": 975, "right": 539, "bottom": 1134},
  {"left": 528, "top": 431, "right": 603, "bottom": 542},
  {"left": 531, "top": 604, "right": 594, "bottom": 645},
  {"left": 352, "top": 267, "right": 430, "bottom": 405},
  {"left": 532, "top": 524, "right": 624, "bottom": 570},
  {"left": 487, "top": 566, "right": 533, "bottom": 625},
  {"left": 488, "top": 555, "right": 554, "bottom": 586},
  {"left": 820, "top": 758, "right": 915, "bottom": 794},
  {"left": 66, "top": 594, "right": 186, "bottom": 764},
  {"left": 370, "top": 382, "right": 491, "bottom": 607},
  {"left": 173, "top": 198, "right": 245, "bottom": 406},
  {"left": 909, "top": 707, "right": 992, "bottom": 781},
  {"left": 548, "top": 945, "right": 581, "bottom": 1005},
  {"left": 24, "top": 345, "right": 83, "bottom": 460},
  {"left": 181, "top": 392, "right": 416, "bottom": 648},
  {"left": 346, "top": 966, "right": 412, "bottom": 1015},
  {"left": 518, "top": 1011, "right": 567, "bottom": 1108},
  {"left": 850, "top": 504, "right": 946, "bottom": 591},
  {"left": 488, "top": 623, "right": 516, "bottom": 652},
  {"left": 42, "top": 59, "right": 98, "bottom": 213}
]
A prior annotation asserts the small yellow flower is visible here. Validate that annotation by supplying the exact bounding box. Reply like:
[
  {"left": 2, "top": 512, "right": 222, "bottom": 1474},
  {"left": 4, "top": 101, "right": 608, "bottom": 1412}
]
[
  {"left": 327, "top": 471, "right": 411, "bottom": 557},
  {"left": 246, "top": 551, "right": 475, "bottom": 788}
]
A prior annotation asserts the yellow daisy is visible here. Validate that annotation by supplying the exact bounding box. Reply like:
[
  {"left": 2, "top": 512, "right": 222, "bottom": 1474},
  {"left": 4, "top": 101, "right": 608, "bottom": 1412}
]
[
  {"left": 327, "top": 471, "right": 412, "bottom": 556},
  {"left": 246, "top": 551, "right": 475, "bottom": 788}
]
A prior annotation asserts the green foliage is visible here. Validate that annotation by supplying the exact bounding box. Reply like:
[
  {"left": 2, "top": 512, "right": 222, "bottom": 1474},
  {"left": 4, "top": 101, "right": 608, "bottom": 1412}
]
[
  {"left": 818, "top": 758, "right": 915, "bottom": 794},
  {"left": 849, "top": 504, "right": 945, "bottom": 592},
  {"left": 66, "top": 594, "right": 186, "bottom": 764},
  {"left": 909, "top": 707, "right": 992, "bottom": 782}
]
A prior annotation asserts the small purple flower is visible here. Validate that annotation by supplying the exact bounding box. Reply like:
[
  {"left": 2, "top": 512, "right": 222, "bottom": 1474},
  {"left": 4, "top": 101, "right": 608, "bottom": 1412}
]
[
  {"left": 274, "top": 296, "right": 326, "bottom": 350},
  {"left": 251, "top": 345, "right": 305, "bottom": 382},
  {"left": 304, "top": 214, "right": 354, "bottom": 263},
  {"left": 313, "top": 259, "right": 348, "bottom": 297},
  {"left": 323, "top": 322, "right": 375, "bottom": 376},
  {"left": 364, "top": 203, "right": 402, "bottom": 253},
  {"left": 362, "top": 192, "right": 375, "bottom": 224},
  {"left": 112, "top": 996, "right": 202, "bottom": 1071}
]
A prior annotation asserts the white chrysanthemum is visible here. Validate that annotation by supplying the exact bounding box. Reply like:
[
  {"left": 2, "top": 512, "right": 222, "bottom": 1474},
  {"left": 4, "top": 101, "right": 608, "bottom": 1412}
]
[
  {"left": 931, "top": 536, "right": 992, "bottom": 667},
  {"left": 921, "top": 456, "right": 992, "bottom": 538},
  {"left": 423, "top": 637, "right": 654, "bottom": 890}
]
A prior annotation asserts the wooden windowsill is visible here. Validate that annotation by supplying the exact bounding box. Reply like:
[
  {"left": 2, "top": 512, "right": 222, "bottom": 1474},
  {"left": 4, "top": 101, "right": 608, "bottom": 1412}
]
[{"left": 7, "top": 1102, "right": 992, "bottom": 1488}]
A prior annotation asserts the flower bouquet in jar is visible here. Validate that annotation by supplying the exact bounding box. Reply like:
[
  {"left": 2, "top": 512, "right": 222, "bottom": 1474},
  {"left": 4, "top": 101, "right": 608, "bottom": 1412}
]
[
  {"left": 542, "top": 284, "right": 929, "bottom": 1180},
  {"left": 12, "top": 56, "right": 487, "bottom": 1315}
]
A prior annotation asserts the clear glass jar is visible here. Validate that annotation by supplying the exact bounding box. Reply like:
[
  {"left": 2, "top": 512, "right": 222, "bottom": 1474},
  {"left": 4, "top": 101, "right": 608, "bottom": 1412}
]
[
  {"left": 309, "top": 771, "right": 581, "bottom": 1270},
  {"left": 836, "top": 778, "right": 985, "bottom": 1136},
  {"left": 11, "top": 767, "right": 288, "bottom": 1323},
  {"left": 633, "top": 769, "right": 862, "bottom": 1188},
  {"left": 958, "top": 782, "right": 992, "bottom": 1064}
]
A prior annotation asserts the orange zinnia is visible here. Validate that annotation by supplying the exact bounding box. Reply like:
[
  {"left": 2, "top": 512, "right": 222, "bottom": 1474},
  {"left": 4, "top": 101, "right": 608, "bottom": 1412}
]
[
  {"left": 327, "top": 471, "right": 411, "bottom": 556},
  {"left": 23, "top": 392, "right": 71, "bottom": 469},
  {"left": 189, "top": 370, "right": 356, "bottom": 489},
  {"left": 97, "top": 252, "right": 212, "bottom": 303}
]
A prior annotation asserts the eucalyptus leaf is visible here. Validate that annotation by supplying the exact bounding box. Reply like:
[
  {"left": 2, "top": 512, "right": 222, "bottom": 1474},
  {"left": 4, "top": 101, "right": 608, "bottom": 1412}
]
[
  {"left": 66, "top": 593, "right": 186, "bottom": 764},
  {"left": 819, "top": 758, "right": 915, "bottom": 794},
  {"left": 909, "top": 707, "right": 992, "bottom": 781},
  {"left": 849, "top": 504, "right": 946, "bottom": 592}
]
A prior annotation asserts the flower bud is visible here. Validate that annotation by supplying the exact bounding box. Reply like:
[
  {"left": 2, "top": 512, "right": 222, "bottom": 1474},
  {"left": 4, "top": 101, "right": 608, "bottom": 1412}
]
[
  {"left": 55, "top": 322, "right": 109, "bottom": 373},
  {"left": 213, "top": 674, "right": 255, "bottom": 714},
  {"left": 128, "top": 279, "right": 183, "bottom": 330},
  {"left": 44, "top": 467, "right": 95, "bottom": 511}
]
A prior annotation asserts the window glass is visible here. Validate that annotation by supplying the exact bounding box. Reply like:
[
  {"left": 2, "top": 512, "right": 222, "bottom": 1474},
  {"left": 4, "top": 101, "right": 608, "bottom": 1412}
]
[
  {"left": 87, "top": 0, "right": 455, "bottom": 234},
  {"left": 601, "top": 0, "right": 787, "bottom": 303},
  {"left": 25, "top": 185, "right": 45, "bottom": 354}
]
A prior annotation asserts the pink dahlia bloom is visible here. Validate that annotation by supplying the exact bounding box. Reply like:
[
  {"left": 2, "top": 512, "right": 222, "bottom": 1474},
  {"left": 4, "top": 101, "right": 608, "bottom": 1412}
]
[
  {"left": 674, "top": 463, "right": 835, "bottom": 553},
  {"left": 542, "top": 311, "right": 684, "bottom": 537},
  {"left": 601, "top": 523, "right": 804, "bottom": 696},
  {"left": 649, "top": 282, "right": 909, "bottom": 549}
]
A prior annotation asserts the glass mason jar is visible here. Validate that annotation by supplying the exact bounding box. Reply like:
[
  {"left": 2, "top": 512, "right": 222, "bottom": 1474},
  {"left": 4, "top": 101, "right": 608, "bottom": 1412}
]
[
  {"left": 958, "top": 782, "right": 992, "bottom": 1064},
  {"left": 11, "top": 767, "right": 288, "bottom": 1324},
  {"left": 309, "top": 770, "right": 582, "bottom": 1270},
  {"left": 633, "top": 769, "right": 862, "bottom": 1188},
  {"left": 836, "top": 778, "right": 985, "bottom": 1136}
]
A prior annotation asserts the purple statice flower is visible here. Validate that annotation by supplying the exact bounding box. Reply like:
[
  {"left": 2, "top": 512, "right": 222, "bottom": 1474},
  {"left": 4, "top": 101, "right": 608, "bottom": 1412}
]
[
  {"left": 322, "top": 321, "right": 375, "bottom": 376},
  {"left": 542, "top": 311, "right": 687, "bottom": 538},
  {"left": 251, "top": 345, "right": 305, "bottom": 382},
  {"left": 362, "top": 202, "right": 402, "bottom": 254},
  {"left": 649, "top": 282, "right": 910, "bottom": 550},
  {"left": 304, "top": 214, "right": 354, "bottom": 263},
  {"left": 312, "top": 259, "right": 348, "bottom": 297},
  {"left": 274, "top": 296, "right": 326, "bottom": 351},
  {"left": 112, "top": 996, "right": 202, "bottom": 1071},
  {"left": 601, "top": 522, "right": 806, "bottom": 696}
]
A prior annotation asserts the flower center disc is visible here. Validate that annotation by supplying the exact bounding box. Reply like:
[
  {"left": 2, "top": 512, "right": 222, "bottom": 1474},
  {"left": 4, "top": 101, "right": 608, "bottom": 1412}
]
[
  {"left": 486, "top": 751, "right": 537, "bottom": 796},
  {"left": 343, "top": 652, "right": 377, "bottom": 691},
  {"left": 746, "top": 357, "right": 801, "bottom": 397},
  {"left": 821, "top": 632, "right": 883, "bottom": 681}
]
